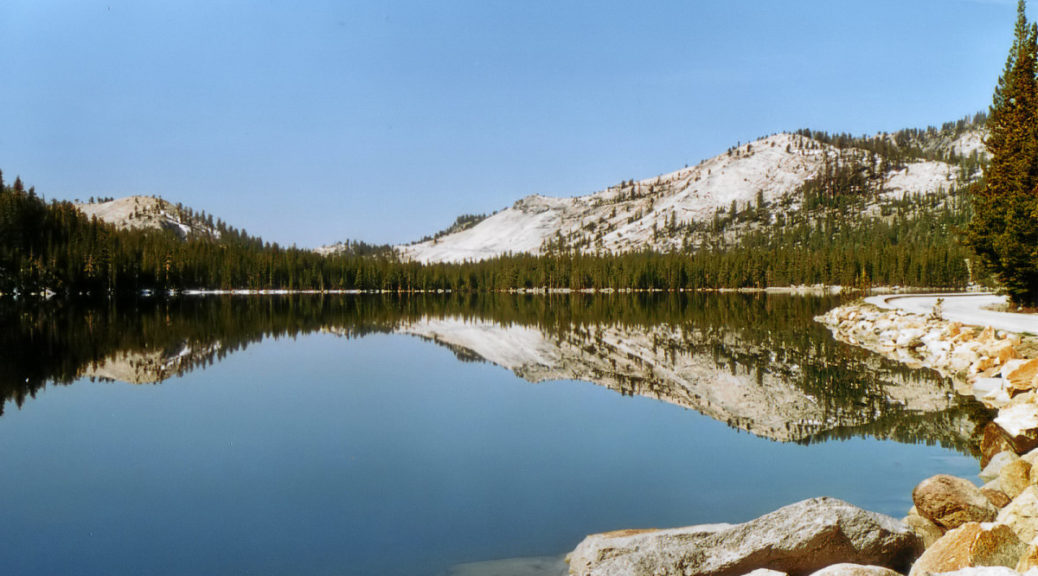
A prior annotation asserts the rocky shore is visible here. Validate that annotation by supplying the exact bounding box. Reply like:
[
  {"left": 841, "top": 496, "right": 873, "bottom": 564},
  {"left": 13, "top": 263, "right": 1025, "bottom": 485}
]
[{"left": 566, "top": 300, "right": 1038, "bottom": 576}]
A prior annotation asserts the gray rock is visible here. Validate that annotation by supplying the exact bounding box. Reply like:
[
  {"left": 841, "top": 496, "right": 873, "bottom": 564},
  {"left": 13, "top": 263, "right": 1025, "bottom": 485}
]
[
  {"left": 807, "top": 564, "right": 901, "bottom": 576},
  {"left": 904, "top": 512, "right": 943, "bottom": 547},
  {"left": 568, "top": 497, "right": 922, "bottom": 576}
]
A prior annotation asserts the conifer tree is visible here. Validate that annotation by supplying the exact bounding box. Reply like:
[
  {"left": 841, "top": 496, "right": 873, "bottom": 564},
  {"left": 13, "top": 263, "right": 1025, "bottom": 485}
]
[{"left": 966, "top": 0, "right": 1038, "bottom": 306}]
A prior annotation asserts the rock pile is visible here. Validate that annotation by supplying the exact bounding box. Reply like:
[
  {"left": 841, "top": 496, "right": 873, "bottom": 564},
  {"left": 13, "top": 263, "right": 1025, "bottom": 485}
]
[
  {"left": 817, "top": 304, "right": 1038, "bottom": 465},
  {"left": 816, "top": 302, "right": 1038, "bottom": 575},
  {"left": 566, "top": 302, "right": 1038, "bottom": 576}
]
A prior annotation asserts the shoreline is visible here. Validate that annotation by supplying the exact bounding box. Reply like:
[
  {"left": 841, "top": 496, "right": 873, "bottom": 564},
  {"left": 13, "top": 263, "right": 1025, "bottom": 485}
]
[
  {"left": 569, "top": 296, "right": 1038, "bottom": 575},
  {"left": 5, "top": 283, "right": 980, "bottom": 299},
  {"left": 813, "top": 299, "right": 1038, "bottom": 572}
]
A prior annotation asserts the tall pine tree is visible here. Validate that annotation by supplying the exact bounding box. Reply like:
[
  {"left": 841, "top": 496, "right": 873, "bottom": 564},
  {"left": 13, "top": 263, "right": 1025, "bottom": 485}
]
[{"left": 966, "top": 0, "right": 1038, "bottom": 306}]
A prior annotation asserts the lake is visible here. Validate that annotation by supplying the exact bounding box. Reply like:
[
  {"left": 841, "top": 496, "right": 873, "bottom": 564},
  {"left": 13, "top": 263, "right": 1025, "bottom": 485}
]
[{"left": 0, "top": 294, "right": 991, "bottom": 576}]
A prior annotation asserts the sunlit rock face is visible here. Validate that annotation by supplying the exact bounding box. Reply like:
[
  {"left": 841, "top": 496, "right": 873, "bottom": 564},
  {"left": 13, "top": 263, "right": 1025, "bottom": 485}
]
[
  {"left": 389, "top": 131, "right": 975, "bottom": 264},
  {"left": 568, "top": 497, "right": 922, "bottom": 576}
]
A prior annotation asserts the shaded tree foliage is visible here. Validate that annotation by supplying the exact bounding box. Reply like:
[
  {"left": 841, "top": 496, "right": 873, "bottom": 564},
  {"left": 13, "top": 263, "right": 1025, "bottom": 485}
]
[{"left": 965, "top": 0, "right": 1038, "bottom": 306}]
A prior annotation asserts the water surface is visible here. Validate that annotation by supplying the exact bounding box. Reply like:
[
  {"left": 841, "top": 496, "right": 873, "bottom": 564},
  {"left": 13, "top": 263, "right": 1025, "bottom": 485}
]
[{"left": 0, "top": 294, "right": 991, "bottom": 575}]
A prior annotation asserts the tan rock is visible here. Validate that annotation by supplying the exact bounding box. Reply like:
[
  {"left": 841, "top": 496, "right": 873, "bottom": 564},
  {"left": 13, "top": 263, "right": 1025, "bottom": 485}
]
[
  {"left": 984, "top": 339, "right": 1018, "bottom": 366},
  {"left": 971, "top": 356, "right": 997, "bottom": 375},
  {"left": 905, "top": 512, "right": 945, "bottom": 547},
  {"left": 982, "top": 422, "right": 1021, "bottom": 467},
  {"left": 997, "top": 485, "right": 1038, "bottom": 543},
  {"left": 981, "top": 487, "right": 1012, "bottom": 509},
  {"left": 1023, "top": 447, "right": 1038, "bottom": 467},
  {"left": 946, "top": 322, "right": 963, "bottom": 337},
  {"left": 952, "top": 329, "right": 975, "bottom": 344},
  {"left": 1006, "top": 359, "right": 1038, "bottom": 392},
  {"left": 913, "top": 474, "right": 998, "bottom": 530},
  {"left": 1001, "top": 459, "right": 1035, "bottom": 499},
  {"left": 981, "top": 452, "right": 1020, "bottom": 483},
  {"left": 1019, "top": 544, "right": 1038, "bottom": 572},
  {"left": 978, "top": 326, "right": 997, "bottom": 344},
  {"left": 1002, "top": 359, "right": 1030, "bottom": 379},
  {"left": 907, "top": 522, "right": 1026, "bottom": 576}
]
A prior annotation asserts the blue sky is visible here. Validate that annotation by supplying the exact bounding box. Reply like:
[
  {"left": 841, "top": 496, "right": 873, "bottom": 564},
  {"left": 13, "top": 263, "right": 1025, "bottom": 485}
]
[{"left": 0, "top": 0, "right": 1025, "bottom": 247}]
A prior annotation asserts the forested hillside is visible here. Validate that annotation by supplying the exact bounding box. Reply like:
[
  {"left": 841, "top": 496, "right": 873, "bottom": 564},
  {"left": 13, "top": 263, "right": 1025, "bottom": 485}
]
[{"left": 0, "top": 115, "right": 992, "bottom": 296}]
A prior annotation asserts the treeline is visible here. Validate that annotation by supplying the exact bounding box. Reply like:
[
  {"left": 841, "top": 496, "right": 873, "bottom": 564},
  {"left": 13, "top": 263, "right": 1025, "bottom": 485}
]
[
  {"left": 795, "top": 112, "right": 987, "bottom": 166},
  {"left": 0, "top": 170, "right": 975, "bottom": 295}
]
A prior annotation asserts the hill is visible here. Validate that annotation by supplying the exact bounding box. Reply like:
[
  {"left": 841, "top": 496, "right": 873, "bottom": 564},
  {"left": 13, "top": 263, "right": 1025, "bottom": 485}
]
[
  {"left": 372, "top": 117, "right": 986, "bottom": 264},
  {"left": 74, "top": 196, "right": 221, "bottom": 240}
]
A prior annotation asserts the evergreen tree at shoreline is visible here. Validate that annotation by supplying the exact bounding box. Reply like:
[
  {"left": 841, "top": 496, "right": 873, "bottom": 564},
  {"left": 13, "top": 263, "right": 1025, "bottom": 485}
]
[{"left": 966, "top": 0, "right": 1038, "bottom": 306}]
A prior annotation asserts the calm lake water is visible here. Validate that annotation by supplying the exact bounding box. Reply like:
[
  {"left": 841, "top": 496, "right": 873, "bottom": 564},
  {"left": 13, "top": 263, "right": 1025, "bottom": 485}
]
[{"left": 0, "top": 294, "right": 991, "bottom": 576}]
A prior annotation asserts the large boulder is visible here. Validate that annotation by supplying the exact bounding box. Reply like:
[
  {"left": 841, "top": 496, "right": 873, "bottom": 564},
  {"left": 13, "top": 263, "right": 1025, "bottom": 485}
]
[
  {"left": 999, "top": 459, "right": 1033, "bottom": 500},
  {"left": 997, "top": 486, "right": 1038, "bottom": 544},
  {"left": 980, "top": 452, "right": 1021, "bottom": 483},
  {"left": 907, "top": 522, "right": 1026, "bottom": 576},
  {"left": 994, "top": 394, "right": 1038, "bottom": 455},
  {"left": 1005, "top": 359, "right": 1038, "bottom": 393},
  {"left": 912, "top": 475, "right": 997, "bottom": 530},
  {"left": 981, "top": 423, "right": 1023, "bottom": 468},
  {"left": 904, "top": 512, "right": 944, "bottom": 548},
  {"left": 807, "top": 565, "right": 901, "bottom": 576},
  {"left": 568, "top": 497, "right": 921, "bottom": 576}
]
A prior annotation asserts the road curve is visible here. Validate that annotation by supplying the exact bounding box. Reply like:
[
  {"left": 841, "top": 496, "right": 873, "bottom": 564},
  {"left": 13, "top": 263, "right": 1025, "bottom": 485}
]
[{"left": 864, "top": 293, "right": 1038, "bottom": 335}]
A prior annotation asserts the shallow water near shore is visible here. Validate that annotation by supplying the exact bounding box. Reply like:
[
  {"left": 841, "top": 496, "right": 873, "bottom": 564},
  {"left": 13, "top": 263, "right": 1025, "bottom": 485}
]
[{"left": 0, "top": 294, "right": 991, "bottom": 575}]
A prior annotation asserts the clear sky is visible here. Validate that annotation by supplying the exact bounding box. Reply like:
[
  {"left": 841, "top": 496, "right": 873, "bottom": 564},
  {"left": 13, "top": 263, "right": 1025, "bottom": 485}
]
[{"left": 0, "top": 0, "right": 1027, "bottom": 248}]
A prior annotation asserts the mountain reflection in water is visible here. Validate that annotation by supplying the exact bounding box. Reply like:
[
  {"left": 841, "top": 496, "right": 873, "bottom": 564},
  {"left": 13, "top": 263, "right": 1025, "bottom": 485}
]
[{"left": 0, "top": 293, "right": 992, "bottom": 453}]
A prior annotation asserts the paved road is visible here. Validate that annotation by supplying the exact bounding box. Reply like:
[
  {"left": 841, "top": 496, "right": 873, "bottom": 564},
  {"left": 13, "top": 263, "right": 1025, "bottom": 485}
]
[{"left": 864, "top": 293, "right": 1038, "bottom": 335}]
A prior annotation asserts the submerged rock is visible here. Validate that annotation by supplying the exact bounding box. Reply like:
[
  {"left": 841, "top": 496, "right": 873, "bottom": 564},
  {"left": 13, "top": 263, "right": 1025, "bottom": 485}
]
[
  {"left": 568, "top": 497, "right": 921, "bottom": 576},
  {"left": 912, "top": 474, "right": 997, "bottom": 530}
]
